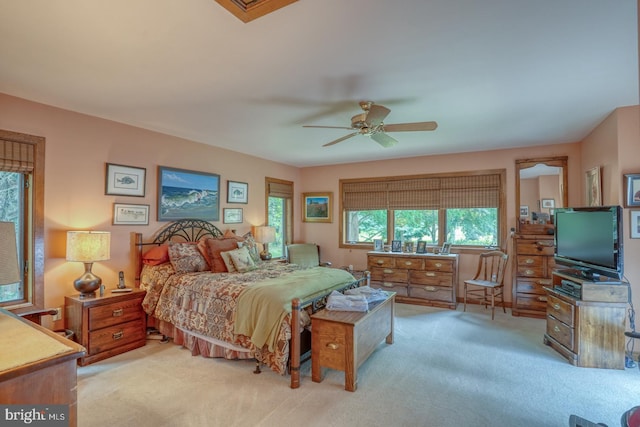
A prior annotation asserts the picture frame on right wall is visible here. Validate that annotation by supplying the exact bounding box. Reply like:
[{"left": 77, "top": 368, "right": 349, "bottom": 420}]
[
  {"left": 625, "top": 173, "right": 640, "bottom": 207},
  {"left": 631, "top": 211, "right": 640, "bottom": 239}
]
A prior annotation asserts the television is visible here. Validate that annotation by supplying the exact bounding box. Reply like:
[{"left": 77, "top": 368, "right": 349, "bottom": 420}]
[{"left": 553, "top": 205, "right": 624, "bottom": 280}]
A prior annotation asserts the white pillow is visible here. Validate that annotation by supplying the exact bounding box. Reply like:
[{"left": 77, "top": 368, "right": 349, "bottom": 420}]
[{"left": 228, "top": 246, "right": 257, "bottom": 273}]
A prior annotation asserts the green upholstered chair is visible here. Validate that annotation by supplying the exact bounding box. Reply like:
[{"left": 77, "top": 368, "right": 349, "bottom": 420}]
[{"left": 286, "top": 243, "right": 331, "bottom": 268}]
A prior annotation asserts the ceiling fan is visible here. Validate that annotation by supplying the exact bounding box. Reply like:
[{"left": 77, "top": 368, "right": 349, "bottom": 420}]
[{"left": 303, "top": 101, "right": 437, "bottom": 148}]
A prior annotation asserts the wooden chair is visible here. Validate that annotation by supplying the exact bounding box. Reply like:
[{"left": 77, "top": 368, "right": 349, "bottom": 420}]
[
  {"left": 286, "top": 243, "right": 331, "bottom": 268},
  {"left": 463, "top": 250, "right": 509, "bottom": 320}
]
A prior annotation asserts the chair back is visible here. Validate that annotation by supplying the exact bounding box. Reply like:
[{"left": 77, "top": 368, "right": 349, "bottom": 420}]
[
  {"left": 286, "top": 243, "right": 321, "bottom": 268},
  {"left": 472, "top": 250, "right": 509, "bottom": 285}
]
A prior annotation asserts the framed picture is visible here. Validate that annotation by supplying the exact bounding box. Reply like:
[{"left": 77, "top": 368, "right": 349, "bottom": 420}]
[
  {"left": 105, "top": 163, "right": 146, "bottom": 197},
  {"left": 373, "top": 238, "right": 384, "bottom": 251},
  {"left": 391, "top": 240, "right": 402, "bottom": 252},
  {"left": 519, "top": 205, "right": 529, "bottom": 217},
  {"left": 157, "top": 166, "right": 220, "bottom": 221},
  {"left": 113, "top": 203, "right": 149, "bottom": 225},
  {"left": 404, "top": 241, "right": 414, "bottom": 253},
  {"left": 227, "top": 181, "right": 248, "bottom": 204},
  {"left": 541, "top": 199, "right": 555, "bottom": 209},
  {"left": 416, "top": 241, "right": 427, "bottom": 254},
  {"left": 585, "top": 166, "right": 602, "bottom": 207},
  {"left": 625, "top": 174, "right": 640, "bottom": 207},
  {"left": 223, "top": 208, "right": 243, "bottom": 224},
  {"left": 631, "top": 211, "right": 640, "bottom": 239},
  {"left": 303, "top": 192, "right": 332, "bottom": 223},
  {"left": 441, "top": 242, "right": 451, "bottom": 255}
]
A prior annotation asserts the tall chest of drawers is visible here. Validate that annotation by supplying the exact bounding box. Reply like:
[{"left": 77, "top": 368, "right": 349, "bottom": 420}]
[
  {"left": 367, "top": 251, "right": 459, "bottom": 309},
  {"left": 512, "top": 233, "right": 555, "bottom": 318}
]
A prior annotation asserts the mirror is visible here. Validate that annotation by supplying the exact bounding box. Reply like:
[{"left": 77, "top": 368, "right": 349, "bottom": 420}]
[{"left": 515, "top": 156, "right": 568, "bottom": 233}]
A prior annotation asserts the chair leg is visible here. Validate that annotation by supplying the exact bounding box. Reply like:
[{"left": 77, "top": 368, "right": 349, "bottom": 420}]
[
  {"left": 463, "top": 283, "right": 467, "bottom": 312},
  {"left": 490, "top": 289, "right": 495, "bottom": 320},
  {"left": 500, "top": 288, "right": 506, "bottom": 314}
]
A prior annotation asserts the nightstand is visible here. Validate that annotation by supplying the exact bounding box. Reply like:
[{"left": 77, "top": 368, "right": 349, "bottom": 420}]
[{"left": 65, "top": 288, "right": 146, "bottom": 366}]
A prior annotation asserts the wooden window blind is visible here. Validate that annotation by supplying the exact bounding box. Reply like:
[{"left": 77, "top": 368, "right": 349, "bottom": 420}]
[{"left": 0, "top": 139, "right": 35, "bottom": 173}]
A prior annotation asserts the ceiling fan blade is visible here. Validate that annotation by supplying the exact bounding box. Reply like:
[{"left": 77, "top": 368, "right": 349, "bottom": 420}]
[
  {"left": 366, "top": 104, "right": 391, "bottom": 126},
  {"left": 370, "top": 132, "right": 398, "bottom": 148},
  {"left": 303, "top": 125, "right": 354, "bottom": 130},
  {"left": 383, "top": 121, "right": 438, "bottom": 132},
  {"left": 323, "top": 132, "right": 359, "bottom": 147}
]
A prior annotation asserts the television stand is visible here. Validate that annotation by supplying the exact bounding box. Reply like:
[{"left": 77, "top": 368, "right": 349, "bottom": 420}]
[{"left": 543, "top": 270, "right": 629, "bottom": 369}]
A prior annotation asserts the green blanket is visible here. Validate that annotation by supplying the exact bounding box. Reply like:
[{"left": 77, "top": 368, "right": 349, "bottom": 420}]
[{"left": 234, "top": 267, "right": 355, "bottom": 351}]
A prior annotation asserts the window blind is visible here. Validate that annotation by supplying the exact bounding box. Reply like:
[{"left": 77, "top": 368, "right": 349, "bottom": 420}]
[{"left": 0, "top": 139, "right": 35, "bottom": 172}]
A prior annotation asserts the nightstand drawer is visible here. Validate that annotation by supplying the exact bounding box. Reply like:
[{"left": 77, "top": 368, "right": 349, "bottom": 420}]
[
  {"left": 547, "top": 294, "right": 574, "bottom": 326},
  {"left": 89, "top": 298, "right": 144, "bottom": 330},
  {"left": 547, "top": 314, "right": 574, "bottom": 351},
  {"left": 89, "top": 319, "right": 146, "bottom": 355}
]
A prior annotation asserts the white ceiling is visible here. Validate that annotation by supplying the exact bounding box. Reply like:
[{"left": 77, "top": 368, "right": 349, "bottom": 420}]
[{"left": 0, "top": 0, "right": 637, "bottom": 167}]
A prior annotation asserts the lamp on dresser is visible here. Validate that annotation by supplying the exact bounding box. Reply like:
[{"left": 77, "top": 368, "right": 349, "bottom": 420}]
[
  {"left": 0, "top": 221, "right": 20, "bottom": 287},
  {"left": 66, "top": 231, "right": 110, "bottom": 298},
  {"left": 254, "top": 226, "right": 276, "bottom": 260}
]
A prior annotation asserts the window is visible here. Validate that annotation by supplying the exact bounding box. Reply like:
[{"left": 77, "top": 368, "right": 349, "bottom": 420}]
[
  {"left": 265, "top": 177, "right": 293, "bottom": 259},
  {"left": 340, "top": 171, "right": 505, "bottom": 249},
  {"left": 0, "top": 130, "right": 45, "bottom": 312}
]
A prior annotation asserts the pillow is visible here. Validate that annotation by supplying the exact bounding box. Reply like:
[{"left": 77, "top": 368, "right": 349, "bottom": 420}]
[
  {"left": 220, "top": 250, "right": 238, "bottom": 273},
  {"left": 168, "top": 242, "right": 208, "bottom": 273},
  {"left": 142, "top": 245, "right": 170, "bottom": 266},
  {"left": 242, "top": 233, "right": 261, "bottom": 264},
  {"left": 196, "top": 238, "right": 212, "bottom": 267},
  {"left": 228, "top": 246, "right": 257, "bottom": 273},
  {"left": 205, "top": 237, "right": 243, "bottom": 272}
]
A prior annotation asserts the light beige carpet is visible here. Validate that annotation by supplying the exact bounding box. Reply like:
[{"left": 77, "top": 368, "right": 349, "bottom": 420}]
[{"left": 77, "top": 303, "right": 640, "bottom": 427}]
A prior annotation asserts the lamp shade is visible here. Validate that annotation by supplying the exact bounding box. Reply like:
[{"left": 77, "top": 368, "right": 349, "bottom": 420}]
[
  {"left": 66, "top": 231, "right": 111, "bottom": 262},
  {"left": 0, "top": 222, "right": 20, "bottom": 286},
  {"left": 254, "top": 226, "right": 276, "bottom": 244}
]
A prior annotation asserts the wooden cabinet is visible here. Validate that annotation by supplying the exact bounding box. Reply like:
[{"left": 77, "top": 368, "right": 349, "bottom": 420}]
[
  {"left": 367, "top": 251, "right": 458, "bottom": 309},
  {"left": 543, "top": 271, "right": 629, "bottom": 369},
  {"left": 65, "top": 289, "right": 146, "bottom": 366},
  {"left": 512, "top": 233, "right": 555, "bottom": 318}
]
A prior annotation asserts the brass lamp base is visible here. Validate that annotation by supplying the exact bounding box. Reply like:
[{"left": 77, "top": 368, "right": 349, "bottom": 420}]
[{"left": 260, "top": 250, "right": 272, "bottom": 261}]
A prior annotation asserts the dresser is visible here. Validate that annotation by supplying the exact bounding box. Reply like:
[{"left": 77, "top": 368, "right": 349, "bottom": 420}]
[
  {"left": 65, "top": 289, "right": 146, "bottom": 366},
  {"left": 367, "top": 251, "right": 458, "bottom": 309},
  {"left": 512, "top": 231, "right": 555, "bottom": 318}
]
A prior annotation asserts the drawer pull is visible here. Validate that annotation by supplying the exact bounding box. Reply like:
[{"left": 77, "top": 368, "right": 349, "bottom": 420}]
[
  {"left": 434, "top": 262, "right": 442, "bottom": 268},
  {"left": 537, "top": 241, "right": 554, "bottom": 247},
  {"left": 424, "top": 272, "right": 436, "bottom": 277},
  {"left": 424, "top": 286, "right": 436, "bottom": 292},
  {"left": 539, "top": 279, "right": 552, "bottom": 286},
  {"left": 404, "top": 261, "right": 412, "bottom": 266},
  {"left": 553, "top": 326, "right": 560, "bottom": 333},
  {"left": 382, "top": 282, "right": 394, "bottom": 288},
  {"left": 537, "top": 296, "right": 548, "bottom": 302},
  {"left": 376, "top": 260, "right": 384, "bottom": 265},
  {"left": 113, "top": 330, "right": 124, "bottom": 340},
  {"left": 112, "top": 308, "right": 124, "bottom": 317},
  {"left": 326, "top": 343, "right": 339, "bottom": 350},
  {"left": 552, "top": 303, "right": 561, "bottom": 311},
  {"left": 383, "top": 269, "right": 394, "bottom": 274},
  {"left": 525, "top": 258, "right": 534, "bottom": 264},
  {"left": 524, "top": 269, "right": 534, "bottom": 276}
]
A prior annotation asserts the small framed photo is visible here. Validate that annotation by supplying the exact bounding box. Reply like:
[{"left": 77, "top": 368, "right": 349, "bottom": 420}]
[
  {"left": 303, "top": 192, "right": 332, "bottom": 223},
  {"left": 416, "top": 241, "right": 427, "bottom": 254},
  {"left": 440, "top": 242, "right": 451, "bottom": 255},
  {"left": 223, "top": 208, "right": 243, "bottom": 224},
  {"left": 391, "top": 240, "right": 402, "bottom": 252},
  {"left": 631, "top": 211, "right": 640, "bottom": 239},
  {"left": 227, "top": 181, "right": 248, "bottom": 204},
  {"left": 105, "top": 163, "right": 146, "bottom": 197},
  {"left": 625, "top": 174, "right": 640, "bottom": 207},
  {"left": 113, "top": 203, "right": 149, "bottom": 225},
  {"left": 373, "top": 239, "right": 384, "bottom": 251},
  {"left": 519, "top": 205, "right": 529, "bottom": 217},
  {"left": 404, "top": 241, "right": 414, "bottom": 253},
  {"left": 541, "top": 199, "right": 555, "bottom": 209}
]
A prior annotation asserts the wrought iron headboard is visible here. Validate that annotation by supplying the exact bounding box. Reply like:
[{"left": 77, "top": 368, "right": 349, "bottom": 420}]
[{"left": 151, "top": 219, "right": 223, "bottom": 244}]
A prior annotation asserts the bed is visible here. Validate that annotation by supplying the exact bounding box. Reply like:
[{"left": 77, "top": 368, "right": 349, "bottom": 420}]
[{"left": 134, "top": 219, "right": 368, "bottom": 388}]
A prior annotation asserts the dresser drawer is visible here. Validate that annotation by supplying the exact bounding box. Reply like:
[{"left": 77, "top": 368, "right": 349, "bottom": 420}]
[
  {"left": 370, "top": 281, "right": 408, "bottom": 297},
  {"left": 515, "top": 278, "right": 552, "bottom": 295},
  {"left": 514, "top": 293, "right": 548, "bottom": 311},
  {"left": 368, "top": 255, "right": 395, "bottom": 268},
  {"left": 517, "top": 255, "right": 544, "bottom": 269},
  {"left": 424, "top": 259, "right": 453, "bottom": 272},
  {"left": 516, "top": 240, "right": 555, "bottom": 256},
  {"left": 394, "top": 257, "right": 424, "bottom": 270},
  {"left": 547, "top": 314, "right": 574, "bottom": 351},
  {"left": 369, "top": 267, "right": 408, "bottom": 283},
  {"left": 516, "top": 265, "right": 545, "bottom": 278},
  {"left": 409, "top": 270, "right": 453, "bottom": 287},
  {"left": 408, "top": 285, "right": 453, "bottom": 303},
  {"left": 547, "top": 294, "right": 574, "bottom": 326},
  {"left": 88, "top": 297, "right": 145, "bottom": 330},
  {"left": 88, "top": 318, "right": 146, "bottom": 355}
]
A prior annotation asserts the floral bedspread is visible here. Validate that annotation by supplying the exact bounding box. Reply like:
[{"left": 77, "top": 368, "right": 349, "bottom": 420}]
[{"left": 140, "top": 262, "right": 339, "bottom": 374}]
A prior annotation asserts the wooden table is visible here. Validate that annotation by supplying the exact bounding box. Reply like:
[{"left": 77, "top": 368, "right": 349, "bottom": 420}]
[
  {"left": 0, "top": 309, "right": 85, "bottom": 426},
  {"left": 311, "top": 292, "right": 395, "bottom": 391}
]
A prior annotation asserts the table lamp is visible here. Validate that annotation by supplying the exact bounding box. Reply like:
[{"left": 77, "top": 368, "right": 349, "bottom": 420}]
[
  {"left": 254, "top": 226, "right": 276, "bottom": 260},
  {"left": 0, "top": 221, "right": 20, "bottom": 287},
  {"left": 66, "top": 231, "right": 110, "bottom": 298}
]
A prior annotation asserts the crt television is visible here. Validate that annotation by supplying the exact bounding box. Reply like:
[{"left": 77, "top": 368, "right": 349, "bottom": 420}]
[{"left": 553, "top": 205, "right": 624, "bottom": 280}]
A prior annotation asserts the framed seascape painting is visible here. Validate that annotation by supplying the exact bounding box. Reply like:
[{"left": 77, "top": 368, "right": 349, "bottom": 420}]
[
  {"left": 157, "top": 166, "right": 220, "bottom": 221},
  {"left": 302, "top": 192, "right": 332, "bottom": 223},
  {"left": 105, "top": 163, "right": 146, "bottom": 197}
]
